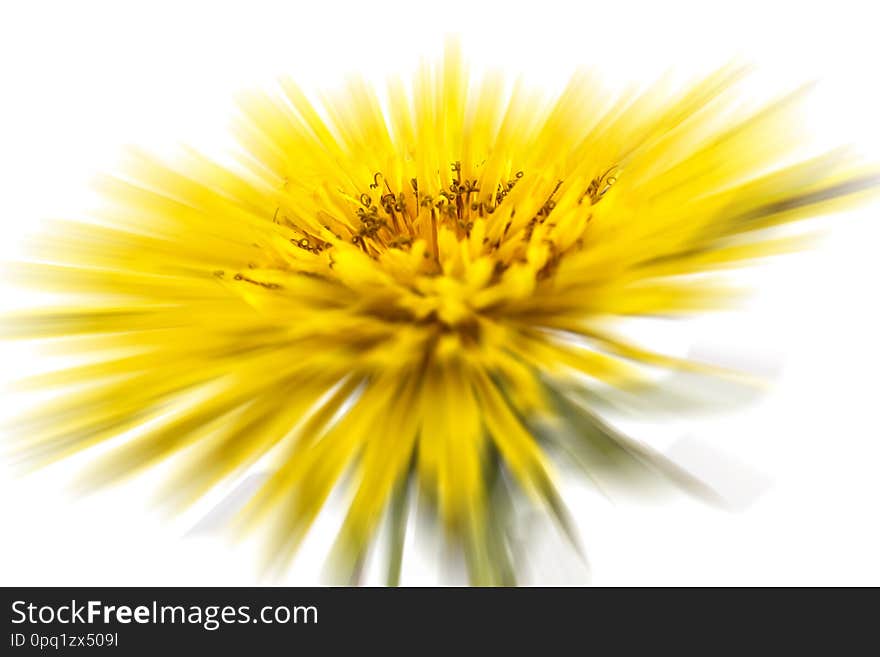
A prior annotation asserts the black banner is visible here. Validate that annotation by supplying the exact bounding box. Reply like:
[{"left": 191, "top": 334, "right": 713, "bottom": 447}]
[{"left": 1, "top": 587, "right": 871, "bottom": 653}]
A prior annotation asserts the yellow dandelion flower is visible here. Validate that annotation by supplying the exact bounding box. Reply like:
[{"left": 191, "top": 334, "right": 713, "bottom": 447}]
[{"left": 4, "top": 44, "right": 877, "bottom": 584}]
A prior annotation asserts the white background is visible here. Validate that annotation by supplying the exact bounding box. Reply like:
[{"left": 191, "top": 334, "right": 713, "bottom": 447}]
[{"left": 1, "top": 0, "right": 879, "bottom": 585}]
